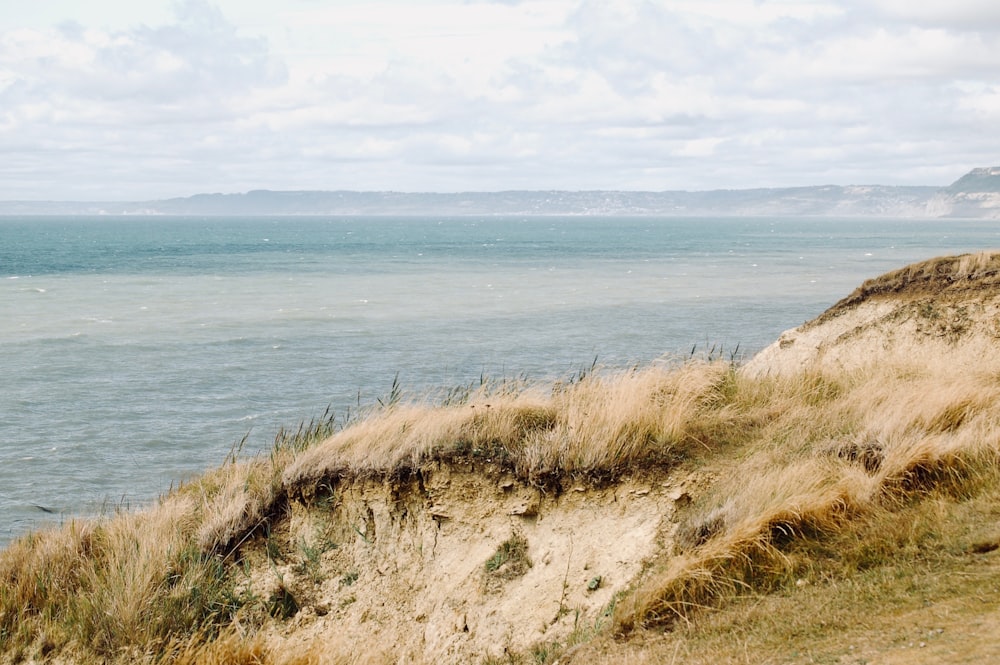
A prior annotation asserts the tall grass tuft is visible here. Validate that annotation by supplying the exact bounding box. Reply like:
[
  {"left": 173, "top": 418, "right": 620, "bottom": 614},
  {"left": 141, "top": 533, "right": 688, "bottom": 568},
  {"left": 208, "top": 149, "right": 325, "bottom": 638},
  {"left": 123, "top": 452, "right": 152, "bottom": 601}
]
[
  {"left": 611, "top": 351, "right": 1000, "bottom": 635},
  {"left": 0, "top": 406, "right": 342, "bottom": 661},
  {"left": 281, "top": 360, "right": 733, "bottom": 491}
]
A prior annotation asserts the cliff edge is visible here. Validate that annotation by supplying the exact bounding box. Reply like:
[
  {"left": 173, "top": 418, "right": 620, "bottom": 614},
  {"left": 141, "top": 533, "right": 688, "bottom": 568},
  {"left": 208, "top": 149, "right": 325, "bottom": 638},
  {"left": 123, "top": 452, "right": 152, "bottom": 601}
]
[{"left": 744, "top": 251, "right": 1000, "bottom": 376}]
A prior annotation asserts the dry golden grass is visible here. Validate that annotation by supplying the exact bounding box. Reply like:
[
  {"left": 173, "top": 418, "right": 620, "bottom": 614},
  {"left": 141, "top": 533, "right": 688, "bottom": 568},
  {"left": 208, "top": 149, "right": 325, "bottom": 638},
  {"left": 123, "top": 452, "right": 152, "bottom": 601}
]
[
  {"left": 822, "top": 250, "right": 1000, "bottom": 317},
  {"left": 0, "top": 413, "right": 339, "bottom": 663},
  {"left": 4, "top": 324, "right": 1000, "bottom": 662},
  {"left": 282, "top": 360, "right": 730, "bottom": 492},
  {"left": 0, "top": 483, "right": 265, "bottom": 662},
  {"left": 608, "top": 347, "right": 1000, "bottom": 637},
  {"left": 569, "top": 452, "right": 1000, "bottom": 665}
]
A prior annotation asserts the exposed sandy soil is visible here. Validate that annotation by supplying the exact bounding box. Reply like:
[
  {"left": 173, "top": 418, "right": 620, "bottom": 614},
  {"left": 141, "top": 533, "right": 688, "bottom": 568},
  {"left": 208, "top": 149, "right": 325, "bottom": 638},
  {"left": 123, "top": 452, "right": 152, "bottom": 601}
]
[{"left": 241, "top": 464, "right": 695, "bottom": 662}]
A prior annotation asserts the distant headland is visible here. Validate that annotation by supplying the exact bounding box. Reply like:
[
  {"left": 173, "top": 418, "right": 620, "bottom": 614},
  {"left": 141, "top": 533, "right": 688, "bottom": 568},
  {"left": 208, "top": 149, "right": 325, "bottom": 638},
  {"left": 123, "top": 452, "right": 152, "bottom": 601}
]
[{"left": 3, "top": 167, "right": 1000, "bottom": 217}]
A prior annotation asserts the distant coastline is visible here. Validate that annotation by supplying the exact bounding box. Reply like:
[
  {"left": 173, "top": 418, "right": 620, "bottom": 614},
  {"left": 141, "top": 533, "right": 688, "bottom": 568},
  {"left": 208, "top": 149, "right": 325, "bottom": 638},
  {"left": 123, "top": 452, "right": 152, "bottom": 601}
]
[{"left": 3, "top": 167, "right": 1000, "bottom": 218}]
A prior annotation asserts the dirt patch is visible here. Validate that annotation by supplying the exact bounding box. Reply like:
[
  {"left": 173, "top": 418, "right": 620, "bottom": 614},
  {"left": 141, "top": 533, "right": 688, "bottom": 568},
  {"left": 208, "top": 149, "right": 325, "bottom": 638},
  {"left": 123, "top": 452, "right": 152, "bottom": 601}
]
[{"left": 239, "top": 465, "right": 690, "bottom": 662}]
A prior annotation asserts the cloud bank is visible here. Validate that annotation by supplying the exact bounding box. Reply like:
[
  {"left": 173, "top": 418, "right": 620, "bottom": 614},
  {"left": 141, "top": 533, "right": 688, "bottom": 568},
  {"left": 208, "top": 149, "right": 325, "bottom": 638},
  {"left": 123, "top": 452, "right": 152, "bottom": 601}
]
[{"left": 1, "top": 0, "right": 999, "bottom": 199}]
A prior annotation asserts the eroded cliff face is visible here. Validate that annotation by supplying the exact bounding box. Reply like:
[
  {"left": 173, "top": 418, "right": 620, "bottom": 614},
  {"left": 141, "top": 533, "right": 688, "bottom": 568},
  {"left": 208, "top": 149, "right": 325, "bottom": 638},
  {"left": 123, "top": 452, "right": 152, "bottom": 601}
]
[{"left": 239, "top": 463, "right": 691, "bottom": 662}]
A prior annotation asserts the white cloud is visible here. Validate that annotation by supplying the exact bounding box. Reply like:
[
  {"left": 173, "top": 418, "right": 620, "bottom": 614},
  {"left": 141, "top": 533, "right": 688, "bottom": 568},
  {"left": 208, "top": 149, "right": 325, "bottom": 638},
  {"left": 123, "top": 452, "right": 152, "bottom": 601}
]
[
  {"left": 778, "top": 27, "right": 998, "bottom": 84},
  {"left": 860, "top": 0, "right": 1000, "bottom": 30},
  {"left": 1, "top": 0, "right": 1000, "bottom": 198}
]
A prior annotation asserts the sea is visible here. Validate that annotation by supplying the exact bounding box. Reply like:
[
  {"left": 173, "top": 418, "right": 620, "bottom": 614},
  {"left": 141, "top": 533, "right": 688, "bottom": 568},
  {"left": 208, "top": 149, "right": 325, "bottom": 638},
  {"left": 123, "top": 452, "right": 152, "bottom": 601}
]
[{"left": 2, "top": 215, "right": 999, "bottom": 546}]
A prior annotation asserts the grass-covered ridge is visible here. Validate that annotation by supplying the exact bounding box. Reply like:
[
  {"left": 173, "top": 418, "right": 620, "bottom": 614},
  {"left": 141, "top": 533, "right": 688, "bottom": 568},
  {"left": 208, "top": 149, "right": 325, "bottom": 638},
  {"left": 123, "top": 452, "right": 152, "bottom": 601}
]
[{"left": 4, "top": 253, "right": 1000, "bottom": 664}]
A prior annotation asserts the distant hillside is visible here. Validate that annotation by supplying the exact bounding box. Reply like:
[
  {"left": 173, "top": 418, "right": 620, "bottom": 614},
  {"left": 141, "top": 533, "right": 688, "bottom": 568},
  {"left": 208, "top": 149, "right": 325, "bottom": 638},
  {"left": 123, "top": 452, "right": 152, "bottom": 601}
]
[
  {"left": 145, "top": 185, "right": 942, "bottom": 217},
  {"left": 947, "top": 166, "right": 1000, "bottom": 193},
  {"left": 3, "top": 167, "right": 1000, "bottom": 217}
]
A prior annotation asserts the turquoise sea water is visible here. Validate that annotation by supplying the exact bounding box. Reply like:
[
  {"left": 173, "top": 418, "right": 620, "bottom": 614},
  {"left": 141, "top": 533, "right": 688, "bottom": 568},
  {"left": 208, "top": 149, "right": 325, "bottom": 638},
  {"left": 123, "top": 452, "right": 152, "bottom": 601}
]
[{"left": 2, "top": 215, "right": 999, "bottom": 545}]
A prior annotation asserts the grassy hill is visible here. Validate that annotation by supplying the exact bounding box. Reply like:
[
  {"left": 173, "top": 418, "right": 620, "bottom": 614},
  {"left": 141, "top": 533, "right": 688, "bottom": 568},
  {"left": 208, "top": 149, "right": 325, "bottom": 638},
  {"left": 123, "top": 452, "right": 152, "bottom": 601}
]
[
  {"left": 4, "top": 254, "right": 1000, "bottom": 663},
  {"left": 947, "top": 167, "right": 1000, "bottom": 193}
]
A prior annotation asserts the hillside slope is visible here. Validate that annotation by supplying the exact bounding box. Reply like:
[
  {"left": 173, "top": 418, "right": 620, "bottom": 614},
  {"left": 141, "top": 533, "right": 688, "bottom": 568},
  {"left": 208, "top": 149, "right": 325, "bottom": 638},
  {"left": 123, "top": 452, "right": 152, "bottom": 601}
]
[
  {"left": 4, "top": 254, "right": 1000, "bottom": 664},
  {"left": 744, "top": 251, "right": 1000, "bottom": 376},
  {"left": 4, "top": 166, "right": 1000, "bottom": 217}
]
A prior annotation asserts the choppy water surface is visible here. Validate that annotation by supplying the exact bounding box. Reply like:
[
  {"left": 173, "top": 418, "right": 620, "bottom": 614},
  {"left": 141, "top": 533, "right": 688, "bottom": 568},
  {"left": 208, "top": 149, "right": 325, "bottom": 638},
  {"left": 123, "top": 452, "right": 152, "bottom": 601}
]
[{"left": 2, "top": 215, "right": 998, "bottom": 544}]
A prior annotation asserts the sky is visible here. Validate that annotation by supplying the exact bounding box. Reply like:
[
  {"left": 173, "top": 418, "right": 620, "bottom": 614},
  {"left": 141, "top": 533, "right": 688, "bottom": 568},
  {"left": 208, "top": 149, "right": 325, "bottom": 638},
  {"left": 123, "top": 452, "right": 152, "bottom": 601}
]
[{"left": 2, "top": 0, "right": 1000, "bottom": 200}]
